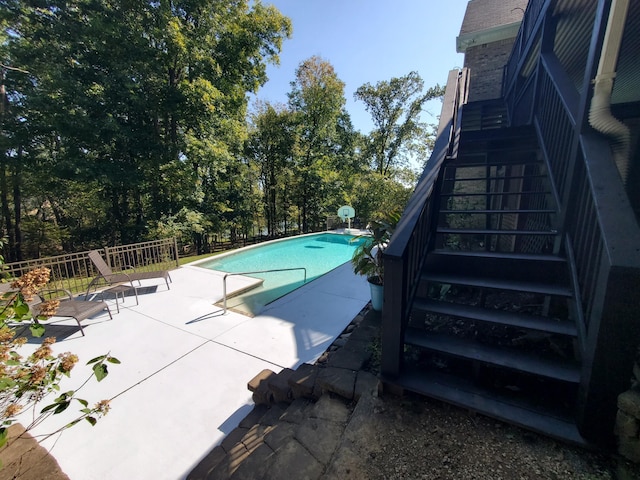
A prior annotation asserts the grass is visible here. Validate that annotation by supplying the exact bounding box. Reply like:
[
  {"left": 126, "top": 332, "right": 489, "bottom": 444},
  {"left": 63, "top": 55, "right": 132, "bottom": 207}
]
[{"left": 177, "top": 251, "right": 224, "bottom": 266}]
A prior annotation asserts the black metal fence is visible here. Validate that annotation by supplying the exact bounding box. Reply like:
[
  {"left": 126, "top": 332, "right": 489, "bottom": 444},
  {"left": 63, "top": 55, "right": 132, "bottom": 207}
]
[{"left": 1, "top": 238, "right": 179, "bottom": 296}]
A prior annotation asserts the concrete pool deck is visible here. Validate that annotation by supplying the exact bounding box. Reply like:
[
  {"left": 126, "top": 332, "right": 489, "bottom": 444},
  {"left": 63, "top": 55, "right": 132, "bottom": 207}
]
[{"left": 13, "top": 259, "right": 370, "bottom": 479}]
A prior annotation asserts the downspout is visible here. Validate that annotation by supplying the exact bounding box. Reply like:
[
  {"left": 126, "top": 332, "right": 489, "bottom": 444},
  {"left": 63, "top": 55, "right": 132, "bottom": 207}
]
[{"left": 588, "top": 0, "right": 631, "bottom": 184}]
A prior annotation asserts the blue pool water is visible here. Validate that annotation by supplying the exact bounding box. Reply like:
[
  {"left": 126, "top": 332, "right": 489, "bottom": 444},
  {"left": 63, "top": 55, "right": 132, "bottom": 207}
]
[{"left": 198, "top": 233, "right": 365, "bottom": 315}]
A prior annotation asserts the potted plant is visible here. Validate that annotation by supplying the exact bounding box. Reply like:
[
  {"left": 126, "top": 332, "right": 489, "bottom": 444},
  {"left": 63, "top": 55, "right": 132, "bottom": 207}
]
[{"left": 351, "top": 212, "right": 399, "bottom": 311}]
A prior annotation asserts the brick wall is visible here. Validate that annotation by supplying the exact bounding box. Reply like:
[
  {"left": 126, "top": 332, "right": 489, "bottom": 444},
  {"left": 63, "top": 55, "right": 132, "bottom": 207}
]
[
  {"left": 459, "top": 0, "right": 528, "bottom": 36},
  {"left": 464, "top": 38, "right": 515, "bottom": 102}
]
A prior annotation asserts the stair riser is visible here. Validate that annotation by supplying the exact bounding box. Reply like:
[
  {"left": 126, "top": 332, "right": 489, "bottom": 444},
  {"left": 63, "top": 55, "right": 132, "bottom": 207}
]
[
  {"left": 424, "top": 254, "right": 569, "bottom": 285},
  {"left": 404, "top": 336, "right": 580, "bottom": 384},
  {"left": 412, "top": 298, "right": 577, "bottom": 337}
]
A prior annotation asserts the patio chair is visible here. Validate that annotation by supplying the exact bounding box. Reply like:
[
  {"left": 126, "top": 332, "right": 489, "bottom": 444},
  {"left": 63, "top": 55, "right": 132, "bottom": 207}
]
[
  {"left": 86, "top": 250, "right": 172, "bottom": 299},
  {"left": 31, "top": 289, "right": 112, "bottom": 336}
]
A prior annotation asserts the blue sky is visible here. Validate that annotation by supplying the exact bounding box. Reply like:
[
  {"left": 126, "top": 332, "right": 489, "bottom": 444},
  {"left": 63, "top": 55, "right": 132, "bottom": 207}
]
[{"left": 254, "top": 0, "right": 470, "bottom": 134}]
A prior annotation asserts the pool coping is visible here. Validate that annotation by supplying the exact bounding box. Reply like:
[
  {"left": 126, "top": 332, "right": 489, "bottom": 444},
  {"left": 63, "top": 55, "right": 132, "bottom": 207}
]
[{"left": 191, "top": 230, "right": 370, "bottom": 316}]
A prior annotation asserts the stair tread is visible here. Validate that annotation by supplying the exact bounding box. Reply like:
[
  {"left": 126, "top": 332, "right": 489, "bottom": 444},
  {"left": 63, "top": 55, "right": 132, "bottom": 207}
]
[
  {"left": 404, "top": 328, "right": 580, "bottom": 383},
  {"left": 441, "top": 191, "right": 551, "bottom": 197},
  {"left": 450, "top": 158, "right": 542, "bottom": 167},
  {"left": 459, "top": 125, "right": 537, "bottom": 141},
  {"left": 413, "top": 298, "right": 577, "bottom": 337},
  {"left": 381, "top": 367, "right": 589, "bottom": 447},
  {"left": 430, "top": 249, "right": 565, "bottom": 263},
  {"left": 445, "top": 174, "right": 548, "bottom": 182},
  {"left": 420, "top": 271, "right": 573, "bottom": 297},
  {"left": 437, "top": 228, "right": 558, "bottom": 235},
  {"left": 440, "top": 209, "right": 556, "bottom": 214}
]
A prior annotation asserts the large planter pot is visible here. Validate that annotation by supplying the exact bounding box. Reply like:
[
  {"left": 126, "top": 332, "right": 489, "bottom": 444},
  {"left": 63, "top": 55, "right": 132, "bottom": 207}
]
[{"left": 368, "top": 276, "right": 383, "bottom": 311}]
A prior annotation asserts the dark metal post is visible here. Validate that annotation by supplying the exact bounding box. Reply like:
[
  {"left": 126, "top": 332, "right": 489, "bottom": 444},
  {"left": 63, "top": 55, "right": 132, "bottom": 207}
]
[
  {"left": 380, "top": 254, "right": 407, "bottom": 378},
  {"left": 577, "top": 266, "right": 640, "bottom": 442}
]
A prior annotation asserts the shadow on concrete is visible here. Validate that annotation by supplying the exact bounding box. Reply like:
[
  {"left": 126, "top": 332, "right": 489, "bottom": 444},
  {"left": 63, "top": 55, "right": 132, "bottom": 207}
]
[
  {"left": 186, "top": 309, "right": 226, "bottom": 324},
  {"left": 15, "top": 324, "right": 82, "bottom": 343}
]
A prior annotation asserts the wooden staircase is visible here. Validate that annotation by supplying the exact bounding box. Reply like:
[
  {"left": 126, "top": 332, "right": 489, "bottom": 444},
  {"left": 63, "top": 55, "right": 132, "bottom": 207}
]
[{"left": 383, "top": 123, "right": 590, "bottom": 446}]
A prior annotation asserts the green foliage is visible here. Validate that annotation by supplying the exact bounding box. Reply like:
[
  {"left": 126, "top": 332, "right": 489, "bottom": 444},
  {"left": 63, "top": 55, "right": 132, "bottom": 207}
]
[
  {"left": 87, "top": 354, "right": 121, "bottom": 383},
  {"left": 0, "top": 0, "right": 291, "bottom": 258},
  {"left": 1, "top": 1, "right": 445, "bottom": 259},
  {"left": 350, "top": 170, "right": 414, "bottom": 225},
  {"left": 351, "top": 211, "right": 400, "bottom": 284},
  {"left": 246, "top": 102, "right": 297, "bottom": 236},
  {"left": 150, "top": 207, "right": 214, "bottom": 252},
  {"left": 355, "top": 72, "right": 444, "bottom": 177},
  {"left": 288, "top": 56, "right": 351, "bottom": 233}
]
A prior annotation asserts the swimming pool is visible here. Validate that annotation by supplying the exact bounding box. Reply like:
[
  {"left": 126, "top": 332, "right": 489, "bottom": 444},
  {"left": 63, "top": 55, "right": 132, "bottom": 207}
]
[{"left": 198, "top": 233, "right": 365, "bottom": 315}]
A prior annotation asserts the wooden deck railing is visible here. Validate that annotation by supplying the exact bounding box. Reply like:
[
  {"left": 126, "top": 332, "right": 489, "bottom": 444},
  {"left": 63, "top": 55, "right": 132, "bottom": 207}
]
[
  {"left": 380, "top": 68, "right": 468, "bottom": 378},
  {"left": 1, "top": 238, "right": 179, "bottom": 297}
]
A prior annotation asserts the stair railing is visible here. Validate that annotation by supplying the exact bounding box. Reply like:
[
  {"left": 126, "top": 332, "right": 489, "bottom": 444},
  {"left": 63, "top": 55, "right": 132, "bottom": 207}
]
[
  {"left": 504, "top": 0, "right": 640, "bottom": 440},
  {"left": 380, "top": 68, "right": 468, "bottom": 378},
  {"left": 502, "top": 0, "right": 550, "bottom": 116}
]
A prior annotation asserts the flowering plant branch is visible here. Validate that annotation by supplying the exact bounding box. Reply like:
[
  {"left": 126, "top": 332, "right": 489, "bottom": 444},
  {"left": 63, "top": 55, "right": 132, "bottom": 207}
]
[{"left": 0, "top": 266, "right": 119, "bottom": 462}]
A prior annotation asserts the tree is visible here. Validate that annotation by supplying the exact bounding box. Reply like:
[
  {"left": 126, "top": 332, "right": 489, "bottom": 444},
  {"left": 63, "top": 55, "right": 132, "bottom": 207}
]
[
  {"left": 0, "top": 0, "right": 292, "bottom": 256},
  {"left": 354, "top": 72, "right": 444, "bottom": 177},
  {"left": 246, "top": 102, "right": 296, "bottom": 236},
  {"left": 287, "top": 56, "right": 348, "bottom": 232}
]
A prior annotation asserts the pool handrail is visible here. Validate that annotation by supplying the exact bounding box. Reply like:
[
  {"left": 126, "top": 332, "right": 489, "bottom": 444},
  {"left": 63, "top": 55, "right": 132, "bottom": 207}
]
[{"left": 222, "top": 267, "right": 307, "bottom": 314}]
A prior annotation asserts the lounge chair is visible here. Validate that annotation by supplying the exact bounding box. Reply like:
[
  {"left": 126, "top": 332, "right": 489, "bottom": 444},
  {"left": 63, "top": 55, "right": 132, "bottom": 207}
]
[
  {"left": 31, "top": 289, "right": 112, "bottom": 336},
  {"left": 86, "top": 250, "right": 172, "bottom": 299}
]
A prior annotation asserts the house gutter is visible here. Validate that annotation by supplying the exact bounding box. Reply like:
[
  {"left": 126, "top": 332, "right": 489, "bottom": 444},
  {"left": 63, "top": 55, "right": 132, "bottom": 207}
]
[{"left": 588, "top": 0, "right": 631, "bottom": 183}]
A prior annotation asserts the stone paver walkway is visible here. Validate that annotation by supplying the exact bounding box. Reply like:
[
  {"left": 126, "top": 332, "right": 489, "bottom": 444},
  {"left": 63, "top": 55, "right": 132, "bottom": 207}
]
[{"left": 187, "top": 308, "right": 382, "bottom": 479}]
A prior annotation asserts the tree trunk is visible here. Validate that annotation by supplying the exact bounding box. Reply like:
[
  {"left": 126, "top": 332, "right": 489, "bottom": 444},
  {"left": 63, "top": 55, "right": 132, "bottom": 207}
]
[
  {"left": 134, "top": 187, "right": 145, "bottom": 238},
  {"left": 12, "top": 147, "right": 23, "bottom": 261},
  {"left": 0, "top": 154, "right": 15, "bottom": 262},
  {"left": 269, "top": 185, "right": 276, "bottom": 235},
  {"left": 110, "top": 189, "right": 122, "bottom": 245},
  {"left": 301, "top": 186, "right": 308, "bottom": 233}
]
